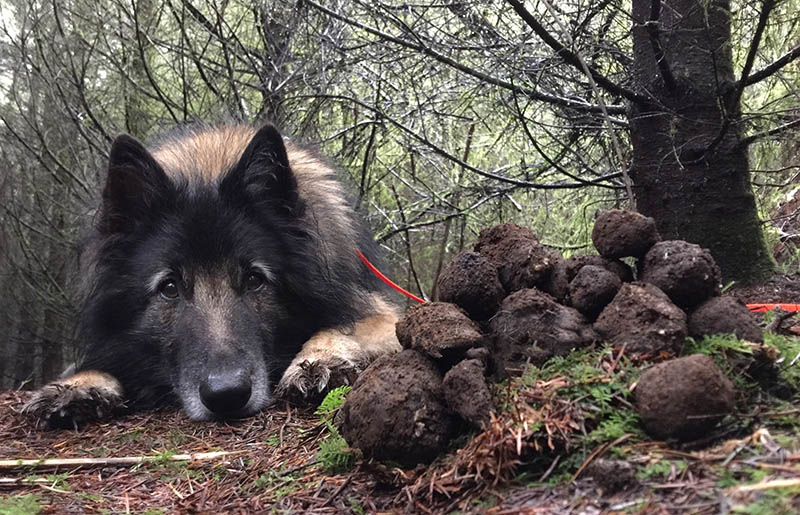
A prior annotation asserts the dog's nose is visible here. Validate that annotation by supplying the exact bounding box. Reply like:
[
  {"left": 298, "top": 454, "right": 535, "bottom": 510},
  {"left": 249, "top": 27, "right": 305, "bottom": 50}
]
[{"left": 199, "top": 368, "right": 252, "bottom": 414}]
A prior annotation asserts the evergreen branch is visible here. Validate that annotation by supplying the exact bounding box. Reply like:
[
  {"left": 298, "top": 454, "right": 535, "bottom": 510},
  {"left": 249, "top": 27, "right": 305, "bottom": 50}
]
[
  {"left": 304, "top": 0, "right": 626, "bottom": 115},
  {"left": 504, "top": 0, "right": 649, "bottom": 104}
]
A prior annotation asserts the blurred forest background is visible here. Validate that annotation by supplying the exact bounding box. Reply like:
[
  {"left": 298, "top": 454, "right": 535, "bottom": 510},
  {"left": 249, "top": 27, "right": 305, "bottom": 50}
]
[{"left": 0, "top": 0, "right": 798, "bottom": 390}]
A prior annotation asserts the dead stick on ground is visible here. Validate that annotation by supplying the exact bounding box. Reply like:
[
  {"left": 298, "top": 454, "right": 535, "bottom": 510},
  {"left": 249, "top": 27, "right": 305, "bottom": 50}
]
[
  {"left": 765, "top": 307, "right": 796, "bottom": 333},
  {"left": 734, "top": 478, "right": 800, "bottom": 492},
  {"left": 573, "top": 433, "right": 634, "bottom": 481},
  {"left": 0, "top": 451, "right": 240, "bottom": 470}
]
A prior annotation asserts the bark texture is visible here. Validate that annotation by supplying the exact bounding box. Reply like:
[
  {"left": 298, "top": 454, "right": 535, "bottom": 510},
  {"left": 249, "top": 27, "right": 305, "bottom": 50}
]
[{"left": 630, "top": 0, "right": 774, "bottom": 282}]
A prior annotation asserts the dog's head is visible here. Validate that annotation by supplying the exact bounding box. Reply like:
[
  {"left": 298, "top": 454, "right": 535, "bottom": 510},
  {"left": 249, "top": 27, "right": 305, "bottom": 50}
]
[{"left": 86, "top": 125, "right": 315, "bottom": 419}]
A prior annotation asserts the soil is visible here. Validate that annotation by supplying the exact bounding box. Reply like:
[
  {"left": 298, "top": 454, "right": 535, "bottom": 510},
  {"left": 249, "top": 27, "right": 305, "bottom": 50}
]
[
  {"left": 591, "top": 208, "right": 660, "bottom": 258},
  {"left": 436, "top": 250, "right": 504, "bottom": 320},
  {"left": 442, "top": 359, "right": 493, "bottom": 429},
  {"left": 490, "top": 288, "right": 597, "bottom": 374},
  {"left": 689, "top": 296, "right": 764, "bottom": 342},
  {"left": 395, "top": 302, "right": 484, "bottom": 364},
  {"left": 568, "top": 264, "right": 622, "bottom": 319},
  {"left": 635, "top": 354, "right": 735, "bottom": 441},
  {"left": 545, "top": 254, "right": 633, "bottom": 303},
  {"left": 594, "top": 282, "right": 688, "bottom": 355},
  {"left": 640, "top": 240, "right": 722, "bottom": 309},
  {"left": 340, "top": 349, "right": 454, "bottom": 466},
  {"left": 473, "top": 223, "right": 557, "bottom": 292}
]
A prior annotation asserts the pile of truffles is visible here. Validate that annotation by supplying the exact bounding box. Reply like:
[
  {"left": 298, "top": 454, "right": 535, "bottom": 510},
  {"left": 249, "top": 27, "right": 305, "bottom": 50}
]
[{"left": 341, "top": 210, "right": 762, "bottom": 465}]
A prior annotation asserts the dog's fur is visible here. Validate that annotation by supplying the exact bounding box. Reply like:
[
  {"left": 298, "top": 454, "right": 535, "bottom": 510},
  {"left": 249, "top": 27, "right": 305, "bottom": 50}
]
[{"left": 24, "top": 123, "right": 401, "bottom": 427}]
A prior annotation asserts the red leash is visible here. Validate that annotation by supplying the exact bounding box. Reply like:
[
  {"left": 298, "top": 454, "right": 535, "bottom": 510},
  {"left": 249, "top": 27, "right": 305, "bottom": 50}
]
[
  {"left": 747, "top": 303, "right": 800, "bottom": 312},
  {"left": 356, "top": 250, "right": 427, "bottom": 304}
]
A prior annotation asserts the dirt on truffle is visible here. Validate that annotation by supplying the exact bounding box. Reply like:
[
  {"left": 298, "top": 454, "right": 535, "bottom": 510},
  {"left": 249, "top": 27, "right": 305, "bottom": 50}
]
[
  {"left": 634, "top": 354, "right": 735, "bottom": 441},
  {"left": 490, "top": 288, "right": 598, "bottom": 374},
  {"left": 640, "top": 240, "right": 722, "bottom": 309},
  {"left": 442, "top": 359, "right": 493, "bottom": 429},
  {"left": 437, "top": 251, "right": 505, "bottom": 320},
  {"left": 473, "top": 224, "right": 557, "bottom": 293},
  {"left": 568, "top": 265, "right": 622, "bottom": 320},
  {"left": 544, "top": 255, "right": 633, "bottom": 303},
  {"left": 395, "top": 302, "right": 485, "bottom": 364},
  {"left": 594, "top": 282, "right": 688, "bottom": 356},
  {"left": 340, "top": 349, "right": 454, "bottom": 466},
  {"left": 591, "top": 209, "right": 660, "bottom": 259},
  {"left": 689, "top": 296, "right": 764, "bottom": 343}
]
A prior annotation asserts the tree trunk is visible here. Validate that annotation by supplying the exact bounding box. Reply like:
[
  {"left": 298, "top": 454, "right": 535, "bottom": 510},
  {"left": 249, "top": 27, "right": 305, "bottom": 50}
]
[{"left": 630, "top": 0, "right": 775, "bottom": 282}]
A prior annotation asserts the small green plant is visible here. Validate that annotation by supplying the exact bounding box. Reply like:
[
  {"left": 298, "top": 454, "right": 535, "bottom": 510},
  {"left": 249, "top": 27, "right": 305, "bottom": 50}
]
[
  {"left": 731, "top": 483, "right": 800, "bottom": 514},
  {"left": 168, "top": 429, "right": 188, "bottom": 447},
  {"left": 314, "top": 386, "right": 356, "bottom": 474},
  {"left": 348, "top": 497, "right": 366, "bottom": 515},
  {"left": 45, "top": 472, "right": 71, "bottom": 491},
  {"left": 317, "top": 432, "right": 355, "bottom": 473},
  {"left": 314, "top": 385, "right": 352, "bottom": 416},
  {"left": 764, "top": 332, "right": 800, "bottom": 391},
  {"left": 636, "top": 459, "right": 687, "bottom": 481},
  {"left": 0, "top": 493, "right": 42, "bottom": 515},
  {"left": 684, "top": 334, "right": 753, "bottom": 359},
  {"left": 251, "top": 468, "right": 301, "bottom": 500}
]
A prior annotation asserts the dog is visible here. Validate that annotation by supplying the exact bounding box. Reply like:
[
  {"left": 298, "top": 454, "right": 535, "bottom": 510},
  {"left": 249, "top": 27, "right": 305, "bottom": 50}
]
[{"left": 24, "top": 123, "right": 401, "bottom": 428}]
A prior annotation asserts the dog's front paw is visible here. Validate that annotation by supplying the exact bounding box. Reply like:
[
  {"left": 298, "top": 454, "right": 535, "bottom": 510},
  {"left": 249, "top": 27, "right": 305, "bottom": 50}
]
[
  {"left": 23, "top": 371, "right": 124, "bottom": 429},
  {"left": 276, "top": 358, "right": 362, "bottom": 405}
]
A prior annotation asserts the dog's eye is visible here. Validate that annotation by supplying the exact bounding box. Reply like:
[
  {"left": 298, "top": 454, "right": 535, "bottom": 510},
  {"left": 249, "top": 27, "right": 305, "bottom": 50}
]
[
  {"left": 244, "top": 272, "right": 265, "bottom": 292},
  {"left": 159, "top": 280, "right": 180, "bottom": 299}
]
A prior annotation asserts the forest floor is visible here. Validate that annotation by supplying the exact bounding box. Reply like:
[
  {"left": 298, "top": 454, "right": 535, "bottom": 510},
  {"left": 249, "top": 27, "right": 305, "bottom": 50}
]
[{"left": 2, "top": 277, "right": 800, "bottom": 514}]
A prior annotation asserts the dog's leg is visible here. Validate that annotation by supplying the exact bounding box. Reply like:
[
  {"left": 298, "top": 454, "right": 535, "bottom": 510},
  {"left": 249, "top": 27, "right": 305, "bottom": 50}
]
[
  {"left": 277, "top": 295, "right": 401, "bottom": 402},
  {"left": 23, "top": 370, "right": 124, "bottom": 429}
]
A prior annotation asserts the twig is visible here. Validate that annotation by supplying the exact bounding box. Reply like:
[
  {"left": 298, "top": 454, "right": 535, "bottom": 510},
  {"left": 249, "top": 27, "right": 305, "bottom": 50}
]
[
  {"left": 765, "top": 307, "right": 796, "bottom": 333},
  {"left": 538, "top": 0, "right": 636, "bottom": 208},
  {"left": 572, "top": 433, "right": 634, "bottom": 480},
  {"left": 733, "top": 478, "right": 800, "bottom": 492},
  {"left": 0, "top": 451, "right": 239, "bottom": 470},
  {"left": 538, "top": 454, "right": 560, "bottom": 482},
  {"left": 320, "top": 474, "right": 353, "bottom": 507}
]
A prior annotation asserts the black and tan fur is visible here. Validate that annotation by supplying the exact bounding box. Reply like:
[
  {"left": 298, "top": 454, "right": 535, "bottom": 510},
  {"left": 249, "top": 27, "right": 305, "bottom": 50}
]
[{"left": 24, "top": 123, "right": 400, "bottom": 427}]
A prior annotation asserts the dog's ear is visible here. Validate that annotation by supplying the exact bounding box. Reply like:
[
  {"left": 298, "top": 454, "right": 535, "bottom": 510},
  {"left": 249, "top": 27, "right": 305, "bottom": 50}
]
[
  {"left": 100, "top": 134, "right": 172, "bottom": 234},
  {"left": 221, "top": 124, "right": 300, "bottom": 213}
]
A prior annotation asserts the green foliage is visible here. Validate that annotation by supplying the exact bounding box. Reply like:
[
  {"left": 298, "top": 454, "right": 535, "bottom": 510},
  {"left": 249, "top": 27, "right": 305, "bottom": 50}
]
[
  {"left": 586, "top": 410, "right": 643, "bottom": 444},
  {"left": 686, "top": 332, "right": 800, "bottom": 393},
  {"left": 314, "top": 386, "right": 352, "bottom": 417},
  {"left": 45, "top": 473, "right": 71, "bottom": 491},
  {"left": 348, "top": 497, "right": 366, "bottom": 515},
  {"left": 684, "top": 334, "right": 754, "bottom": 358},
  {"left": 317, "top": 433, "right": 355, "bottom": 474},
  {"left": 764, "top": 332, "right": 800, "bottom": 391},
  {"left": 636, "top": 459, "right": 687, "bottom": 481},
  {"left": 530, "top": 347, "right": 645, "bottom": 445},
  {"left": 314, "top": 386, "right": 356, "bottom": 474},
  {"left": 0, "top": 494, "right": 42, "bottom": 515},
  {"left": 252, "top": 469, "right": 300, "bottom": 500}
]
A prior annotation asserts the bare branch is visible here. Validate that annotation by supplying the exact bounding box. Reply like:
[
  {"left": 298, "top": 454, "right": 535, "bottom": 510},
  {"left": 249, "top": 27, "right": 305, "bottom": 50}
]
[
  {"left": 738, "top": 43, "right": 800, "bottom": 88},
  {"left": 304, "top": 0, "right": 627, "bottom": 114},
  {"left": 292, "top": 93, "right": 623, "bottom": 190},
  {"left": 504, "top": 0, "right": 649, "bottom": 104},
  {"left": 730, "top": 0, "right": 776, "bottom": 109},
  {"left": 645, "top": 0, "right": 676, "bottom": 91},
  {"left": 739, "top": 117, "right": 800, "bottom": 148}
]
